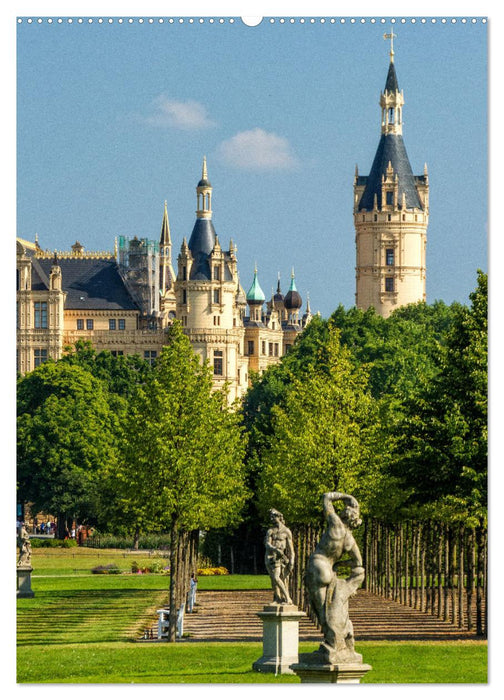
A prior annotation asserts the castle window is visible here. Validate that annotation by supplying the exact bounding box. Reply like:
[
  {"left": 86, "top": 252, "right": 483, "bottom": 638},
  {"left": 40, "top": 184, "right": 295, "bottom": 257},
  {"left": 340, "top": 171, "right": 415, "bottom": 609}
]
[
  {"left": 144, "top": 350, "right": 157, "bottom": 366},
  {"left": 111, "top": 350, "right": 124, "bottom": 357},
  {"left": 262, "top": 341, "right": 266, "bottom": 355},
  {"left": 374, "top": 214, "right": 378, "bottom": 222},
  {"left": 182, "top": 289, "right": 187, "bottom": 304},
  {"left": 118, "top": 319, "right": 125, "bottom": 330},
  {"left": 213, "top": 350, "right": 223, "bottom": 376},
  {"left": 182, "top": 266, "right": 187, "bottom": 281},
  {"left": 385, "top": 277, "right": 395, "bottom": 293},
  {"left": 274, "top": 343, "right": 279, "bottom": 357},
  {"left": 34, "top": 348, "right": 48, "bottom": 367},
  {"left": 213, "top": 266, "right": 220, "bottom": 281},
  {"left": 386, "top": 249, "right": 395, "bottom": 266},
  {"left": 247, "top": 340, "right": 254, "bottom": 356},
  {"left": 86, "top": 319, "right": 94, "bottom": 330},
  {"left": 109, "top": 319, "right": 116, "bottom": 331},
  {"left": 213, "top": 289, "right": 220, "bottom": 305},
  {"left": 386, "top": 191, "right": 393, "bottom": 205},
  {"left": 77, "top": 319, "right": 84, "bottom": 330},
  {"left": 213, "top": 316, "right": 220, "bottom": 326},
  {"left": 387, "top": 214, "right": 392, "bottom": 222},
  {"left": 388, "top": 107, "right": 394, "bottom": 124},
  {"left": 362, "top": 215, "right": 365, "bottom": 222},
  {"left": 34, "top": 302, "right": 48, "bottom": 329}
]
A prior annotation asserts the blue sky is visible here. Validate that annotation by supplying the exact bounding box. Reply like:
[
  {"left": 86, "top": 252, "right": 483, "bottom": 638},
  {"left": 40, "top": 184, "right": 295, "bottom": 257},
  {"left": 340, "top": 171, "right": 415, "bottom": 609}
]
[{"left": 16, "top": 11, "right": 487, "bottom": 318}]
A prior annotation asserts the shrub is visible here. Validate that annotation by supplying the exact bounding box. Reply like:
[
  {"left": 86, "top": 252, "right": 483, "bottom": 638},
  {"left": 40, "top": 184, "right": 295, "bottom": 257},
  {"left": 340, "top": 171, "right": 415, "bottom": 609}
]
[
  {"left": 87, "top": 533, "right": 173, "bottom": 550},
  {"left": 196, "top": 566, "right": 229, "bottom": 576},
  {"left": 91, "top": 563, "right": 121, "bottom": 575},
  {"left": 30, "top": 538, "right": 76, "bottom": 548}
]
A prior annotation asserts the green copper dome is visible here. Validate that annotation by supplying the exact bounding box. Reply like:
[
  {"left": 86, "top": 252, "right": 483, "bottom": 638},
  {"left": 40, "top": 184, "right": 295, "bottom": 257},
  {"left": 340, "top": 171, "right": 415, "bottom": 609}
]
[{"left": 246, "top": 268, "right": 265, "bottom": 303}]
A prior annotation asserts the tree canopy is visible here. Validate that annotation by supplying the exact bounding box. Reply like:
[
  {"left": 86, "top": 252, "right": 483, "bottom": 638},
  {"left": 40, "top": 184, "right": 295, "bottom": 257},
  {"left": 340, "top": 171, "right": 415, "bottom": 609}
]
[{"left": 17, "top": 361, "right": 119, "bottom": 533}]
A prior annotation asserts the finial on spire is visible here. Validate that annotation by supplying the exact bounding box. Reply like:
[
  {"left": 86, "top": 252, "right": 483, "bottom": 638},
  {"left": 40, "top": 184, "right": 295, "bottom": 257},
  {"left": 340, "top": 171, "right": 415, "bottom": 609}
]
[
  {"left": 384, "top": 31, "right": 396, "bottom": 62},
  {"left": 202, "top": 155, "right": 208, "bottom": 181}
]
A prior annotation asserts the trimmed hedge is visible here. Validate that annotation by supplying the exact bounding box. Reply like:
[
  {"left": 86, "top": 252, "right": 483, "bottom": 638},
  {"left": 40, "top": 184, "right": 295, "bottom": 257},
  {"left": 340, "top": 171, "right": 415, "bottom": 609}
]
[{"left": 30, "top": 538, "right": 78, "bottom": 548}]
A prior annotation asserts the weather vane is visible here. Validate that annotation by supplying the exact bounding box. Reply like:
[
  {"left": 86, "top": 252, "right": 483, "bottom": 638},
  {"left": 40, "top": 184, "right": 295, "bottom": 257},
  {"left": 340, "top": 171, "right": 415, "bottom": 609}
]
[{"left": 383, "top": 31, "right": 397, "bottom": 61}]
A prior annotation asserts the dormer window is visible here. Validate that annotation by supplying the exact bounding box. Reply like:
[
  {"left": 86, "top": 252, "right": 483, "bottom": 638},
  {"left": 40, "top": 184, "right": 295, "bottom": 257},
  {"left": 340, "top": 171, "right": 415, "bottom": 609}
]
[{"left": 386, "top": 191, "right": 393, "bottom": 206}]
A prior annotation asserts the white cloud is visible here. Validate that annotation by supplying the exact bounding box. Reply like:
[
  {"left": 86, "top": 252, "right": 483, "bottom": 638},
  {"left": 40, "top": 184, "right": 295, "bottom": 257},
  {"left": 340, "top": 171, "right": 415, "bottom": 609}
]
[
  {"left": 145, "top": 97, "right": 215, "bottom": 130},
  {"left": 217, "top": 128, "right": 299, "bottom": 170}
]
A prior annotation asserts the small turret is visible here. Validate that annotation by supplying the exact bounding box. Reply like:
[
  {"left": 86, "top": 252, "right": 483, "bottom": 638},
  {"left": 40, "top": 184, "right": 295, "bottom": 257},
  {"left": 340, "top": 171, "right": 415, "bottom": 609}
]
[
  {"left": 49, "top": 251, "right": 62, "bottom": 291},
  {"left": 246, "top": 266, "right": 265, "bottom": 323}
]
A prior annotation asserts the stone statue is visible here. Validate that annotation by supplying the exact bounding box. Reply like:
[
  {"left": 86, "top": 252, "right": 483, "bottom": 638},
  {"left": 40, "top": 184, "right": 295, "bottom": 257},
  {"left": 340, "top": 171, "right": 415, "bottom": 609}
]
[
  {"left": 305, "top": 492, "right": 364, "bottom": 664},
  {"left": 264, "top": 509, "right": 295, "bottom": 605},
  {"left": 17, "top": 524, "right": 32, "bottom": 568}
]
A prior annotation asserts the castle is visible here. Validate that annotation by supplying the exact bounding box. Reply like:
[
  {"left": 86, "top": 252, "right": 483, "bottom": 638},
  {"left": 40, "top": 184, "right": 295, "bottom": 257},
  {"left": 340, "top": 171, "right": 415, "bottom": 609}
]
[
  {"left": 16, "top": 158, "right": 312, "bottom": 401},
  {"left": 354, "top": 34, "right": 428, "bottom": 317},
  {"left": 17, "top": 39, "right": 427, "bottom": 391}
]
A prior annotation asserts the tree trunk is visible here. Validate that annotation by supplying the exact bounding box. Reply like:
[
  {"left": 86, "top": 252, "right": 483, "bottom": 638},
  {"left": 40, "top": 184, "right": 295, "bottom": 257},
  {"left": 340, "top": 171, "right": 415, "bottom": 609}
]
[
  {"left": 437, "top": 524, "right": 443, "bottom": 619},
  {"left": 132, "top": 526, "right": 140, "bottom": 550},
  {"left": 56, "top": 513, "right": 67, "bottom": 540},
  {"left": 457, "top": 526, "right": 464, "bottom": 628},
  {"left": 466, "top": 528, "right": 475, "bottom": 631},
  {"left": 168, "top": 518, "right": 179, "bottom": 642}
]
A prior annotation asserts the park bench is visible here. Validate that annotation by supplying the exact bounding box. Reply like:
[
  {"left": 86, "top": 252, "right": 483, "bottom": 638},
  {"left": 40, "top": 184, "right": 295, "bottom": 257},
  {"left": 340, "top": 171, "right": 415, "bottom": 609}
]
[{"left": 156, "top": 603, "right": 185, "bottom": 639}]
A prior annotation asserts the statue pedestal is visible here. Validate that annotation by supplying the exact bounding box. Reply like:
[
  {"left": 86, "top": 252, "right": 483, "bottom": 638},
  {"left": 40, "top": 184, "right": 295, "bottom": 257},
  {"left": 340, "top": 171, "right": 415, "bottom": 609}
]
[
  {"left": 291, "top": 653, "right": 372, "bottom": 683},
  {"left": 17, "top": 566, "right": 34, "bottom": 598},
  {"left": 252, "top": 604, "right": 306, "bottom": 674}
]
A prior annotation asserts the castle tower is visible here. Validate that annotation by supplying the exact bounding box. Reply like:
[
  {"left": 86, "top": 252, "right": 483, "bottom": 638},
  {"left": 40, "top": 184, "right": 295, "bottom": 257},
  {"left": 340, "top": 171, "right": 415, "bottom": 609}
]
[
  {"left": 159, "top": 200, "right": 176, "bottom": 323},
  {"left": 284, "top": 269, "right": 303, "bottom": 326},
  {"left": 354, "top": 34, "right": 428, "bottom": 318},
  {"left": 176, "top": 158, "right": 246, "bottom": 401},
  {"left": 246, "top": 266, "right": 265, "bottom": 323}
]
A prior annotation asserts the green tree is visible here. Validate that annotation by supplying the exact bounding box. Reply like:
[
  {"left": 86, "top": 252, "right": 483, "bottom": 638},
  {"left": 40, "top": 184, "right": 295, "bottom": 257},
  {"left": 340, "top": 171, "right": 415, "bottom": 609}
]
[
  {"left": 116, "top": 322, "right": 248, "bottom": 639},
  {"left": 391, "top": 272, "right": 488, "bottom": 524},
  {"left": 60, "top": 340, "right": 154, "bottom": 400},
  {"left": 256, "top": 327, "right": 382, "bottom": 523},
  {"left": 17, "top": 362, "right": 119, "bottom": 537}
]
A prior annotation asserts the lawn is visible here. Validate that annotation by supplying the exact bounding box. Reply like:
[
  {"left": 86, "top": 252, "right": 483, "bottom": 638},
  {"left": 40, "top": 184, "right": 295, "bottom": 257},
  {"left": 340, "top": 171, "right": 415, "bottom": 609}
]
[{"left": 17, "top": 548, "right": 488, "bottom": 684}]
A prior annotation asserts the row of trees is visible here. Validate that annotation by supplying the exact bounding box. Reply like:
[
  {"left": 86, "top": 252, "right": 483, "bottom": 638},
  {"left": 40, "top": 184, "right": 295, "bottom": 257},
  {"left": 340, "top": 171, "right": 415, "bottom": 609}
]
[
  {"left": 243, "top": 271, "right": 487, "bottom": 530},
  {"left": 17, "top": 271, "right": 487, "bottom": 636},
  {"left": 17, "top": 325, "right": 248, "bottom": 641}
]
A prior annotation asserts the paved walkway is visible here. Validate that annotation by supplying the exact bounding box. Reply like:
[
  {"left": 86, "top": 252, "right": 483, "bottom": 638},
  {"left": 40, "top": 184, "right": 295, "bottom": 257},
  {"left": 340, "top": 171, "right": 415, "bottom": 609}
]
[{"left": 144, "top": 589, "right": 482, "bottom": 642}]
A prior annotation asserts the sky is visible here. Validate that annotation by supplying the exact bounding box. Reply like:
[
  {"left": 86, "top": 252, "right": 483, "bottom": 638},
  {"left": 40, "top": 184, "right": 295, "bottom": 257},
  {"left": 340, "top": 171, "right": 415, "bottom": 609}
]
[{"left": 15, "top": 10, "right": 488, "bottom": 319}]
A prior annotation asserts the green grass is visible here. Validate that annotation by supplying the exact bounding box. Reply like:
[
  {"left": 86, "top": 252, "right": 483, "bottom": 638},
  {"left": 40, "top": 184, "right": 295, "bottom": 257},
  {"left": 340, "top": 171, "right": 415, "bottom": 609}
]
[
  {"left": 17, "top": 641, "right": 487, "bottom": 684},
  {"left": 17, "top": 548, "right": 487, "bottom": 684},
  {"left": 30, "top": 549, "right": 270, "bottom": 589}
]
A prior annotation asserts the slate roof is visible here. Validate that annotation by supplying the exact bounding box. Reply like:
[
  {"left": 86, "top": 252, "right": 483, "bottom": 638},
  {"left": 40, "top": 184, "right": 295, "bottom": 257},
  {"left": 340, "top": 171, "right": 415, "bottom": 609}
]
[
  {"left": 35, "top": 257, "right": 139, "bottom": 310},
  {"left": 357, "top": 134, "right": 423, "bottom": 211},
  {"left": 385, "top": 61, "right": 399, "bottom": 92},
  {"left": 188, "top": 218, "right": 216, "bottom": 280}
]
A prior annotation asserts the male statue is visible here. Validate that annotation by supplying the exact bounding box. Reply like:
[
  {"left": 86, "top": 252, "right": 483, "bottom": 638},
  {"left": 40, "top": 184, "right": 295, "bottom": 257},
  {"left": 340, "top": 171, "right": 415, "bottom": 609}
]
[
  {"left": 305, "top": 491, "right": 364, "bottom": 664},
  {"left": 17, "top": 523, "right": 32, "bottom": 568},
  {"left": 264, "top": 509, "right": 295, "bottom": 605}
]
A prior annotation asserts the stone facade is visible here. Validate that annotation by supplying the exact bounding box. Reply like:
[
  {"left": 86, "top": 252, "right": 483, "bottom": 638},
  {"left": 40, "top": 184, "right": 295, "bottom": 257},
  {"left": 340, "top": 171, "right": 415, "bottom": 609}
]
[
  {"left": 354, "top": 49, "right": 428, "bottom": 318},
  {"left": 16, "top": 160, "right": 311, "bottom": 401}
]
